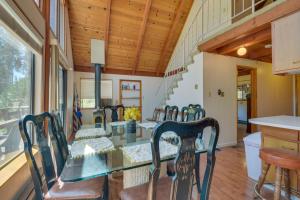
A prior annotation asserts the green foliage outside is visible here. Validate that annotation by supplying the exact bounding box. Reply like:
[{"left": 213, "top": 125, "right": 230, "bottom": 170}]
[{"left": 0, "top": 26, "right": 32, "bottom": 123}]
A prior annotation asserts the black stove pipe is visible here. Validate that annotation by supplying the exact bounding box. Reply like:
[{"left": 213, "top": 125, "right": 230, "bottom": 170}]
[{"left": 95, "top": 63, "right": 101, "bottom": 108}]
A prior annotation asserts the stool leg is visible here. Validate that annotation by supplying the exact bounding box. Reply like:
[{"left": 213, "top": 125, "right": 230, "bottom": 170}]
[
  {"left": 256, "top": 164, "right": 270, "bottom": 194},
  {"left": 274, "top": 167, "right": 283, "bottom": 200},
  {"left": 283, "top": 169, "right": 291, "bottom": 200}
]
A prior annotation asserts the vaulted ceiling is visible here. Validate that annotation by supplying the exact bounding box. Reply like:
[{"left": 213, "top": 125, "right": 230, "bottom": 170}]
[{"left": 68, "top": 0, "right": 194, "bottom": 77}]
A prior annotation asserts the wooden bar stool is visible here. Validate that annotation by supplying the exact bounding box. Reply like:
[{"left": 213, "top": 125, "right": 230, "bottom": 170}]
[{"left": 255, "top": 148, "right": 300, "bottom": 200}]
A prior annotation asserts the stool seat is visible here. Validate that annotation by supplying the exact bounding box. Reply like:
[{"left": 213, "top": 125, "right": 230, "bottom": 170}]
[{"left": 260, "top": 147, "right": 300, "bottom": 170}]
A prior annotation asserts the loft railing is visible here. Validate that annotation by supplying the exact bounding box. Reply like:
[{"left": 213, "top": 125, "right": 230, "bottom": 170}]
[{"left": 157, "top": 0, "right": 280, "bottom": 106}]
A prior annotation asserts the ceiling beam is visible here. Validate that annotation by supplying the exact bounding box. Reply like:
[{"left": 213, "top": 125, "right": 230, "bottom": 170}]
[
  {"left": 104, "top": 0, "right": 112, "bottom": 72},
  {"left": 75, "top": 65, "right": 164, "bottom": 77},
  {"left": 199, "top": 0, "right": 300, "bottom": 52},
  {"left": 132, "top": 0, "right": 152, "bottom": 74},
  {"left": 216, "top": 28, "right": 271, "bottom": 54},
  {"left": 155, "top": 0, "right": 185, "bottom": 75},
  {"left": 248, "top": 47, "right": 272, "bottom": 60},
  {"left": 257, "top": 56, "right": 272, "bottom": 63}
]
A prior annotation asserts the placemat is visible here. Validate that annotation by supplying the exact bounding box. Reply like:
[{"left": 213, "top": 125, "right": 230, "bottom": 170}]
[
  {"left": 137, "top": 122, "right": 157, "bottom": 129},
  {"left": 70, "top": 137, "right": 115, "bottom": 158},
  {"left": 108, "top": 121, "right": 127, "bottom": 127},
  {"left": 122, "top": 141, "right": 178, "bottom": 164},
  {"left": 75, "top": 128, "right": 107, "bottom": 140}
]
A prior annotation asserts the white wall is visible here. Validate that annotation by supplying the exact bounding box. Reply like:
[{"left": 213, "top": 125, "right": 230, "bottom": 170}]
[
  {"left": 203, "top": 52, "right": 293, "bottom": 147},
  {"left": 74, "top": 72, "right": 163, "bottom": 124},
  {"left": 166, "top": 53, "right": 204, "bottom": 109}
]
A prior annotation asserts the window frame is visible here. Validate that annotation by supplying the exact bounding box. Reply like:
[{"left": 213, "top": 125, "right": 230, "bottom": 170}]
[
  {"left": 58, "top": 0, "right": 65, "bottom": 51},
  {"left": 0, "top": 51, "right": 36, "bottom": 170},
  {"left": 57, "top": 64, "right": 67, "bottom": 128},
  {"left": 50, "top": 0, "right": 59, "bottom": 36}
]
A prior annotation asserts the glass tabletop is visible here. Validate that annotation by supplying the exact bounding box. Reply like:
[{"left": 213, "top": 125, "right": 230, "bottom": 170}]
[{"left": 60, "top": 122, "right": 207, "bottom": 182}]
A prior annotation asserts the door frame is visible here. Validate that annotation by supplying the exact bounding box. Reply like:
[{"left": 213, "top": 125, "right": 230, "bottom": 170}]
[{"left": 237, "top": 65, "right": 257, "bottom": 133}]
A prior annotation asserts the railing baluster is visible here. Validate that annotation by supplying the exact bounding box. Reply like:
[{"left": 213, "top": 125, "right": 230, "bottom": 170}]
[{"left": 160, "top": 0, "right": 277, "bottom": 105}]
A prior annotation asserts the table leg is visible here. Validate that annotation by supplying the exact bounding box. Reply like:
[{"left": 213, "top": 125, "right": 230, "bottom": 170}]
[{"left": 103, "top": 175, "right": 109, "bottom": 200}]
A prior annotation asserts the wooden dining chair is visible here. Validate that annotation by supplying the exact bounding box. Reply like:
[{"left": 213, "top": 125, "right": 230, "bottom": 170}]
[
  {"left": 94, "top": 109, "right": 107, "bottom": 129},
  {"left": 163, "top": 105, "right": 179, "bottom": 121},
  {"left": 146, "top": 108, "right": 161, "bottom": 122},
  {"left": 120, "top": 118, "right": 220, "bottom": 200},
  {"left": 51, "top": 112, "right": 69, "bottom": 164},
  {"left": 188, "top": 104, "right": 202, "bottom": 109},
  {"left": 19, "top": 112, "right": 107, "bottom": 200},
  {"left": 189, "top": 104, "right": 205, "bottom": 120},
  {"left": 181, "top": 106, "right": 206, "bottom": 122},
  {"left": 52, "top": 111, "right": 110, "bottom": 199},
  {"left": 104, "top": 104, "right": 125, "bottom": 122},
  {"left": 171, "top": 106, "right": 206, "bottom": 182}
]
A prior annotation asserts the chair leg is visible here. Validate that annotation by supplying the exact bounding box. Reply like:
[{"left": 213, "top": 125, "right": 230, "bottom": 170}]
[
  {"left": 102, "top": 175, "right": 109, "bottom": 200},
  {"left": 274, "top": 167, "right": 283, "bottom": 200},
  {"left": 283, "top": 169, "right": 291, "bottom": 200},
  {"left": 256, "top": 163, "right": 270, "bottom": 194},
  {"left": 195, "top": 153, "right": 201, "bottom": 193}
]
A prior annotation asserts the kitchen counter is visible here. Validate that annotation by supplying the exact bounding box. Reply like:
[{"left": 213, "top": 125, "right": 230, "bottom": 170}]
[
  {"left": 249, "top": 115, "right": 300, "bottom": 192},
  {"left": 249, "top": 115, "right": 300, "bottom": 130}
]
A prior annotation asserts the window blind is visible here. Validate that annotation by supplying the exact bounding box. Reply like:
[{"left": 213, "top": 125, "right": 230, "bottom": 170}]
[{"left": 80, "top": 79, "right": 112, "bottom": 99}]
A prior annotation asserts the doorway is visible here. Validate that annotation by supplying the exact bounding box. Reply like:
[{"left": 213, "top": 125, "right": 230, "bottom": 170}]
[{"left": 237, "top": 66, "right": 257, "bottom": 143}]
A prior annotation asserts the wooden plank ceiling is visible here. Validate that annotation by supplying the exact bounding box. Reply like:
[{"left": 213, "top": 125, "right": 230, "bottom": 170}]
[
  {"left": 68, "top": 0, "right": 194, "bottom": 77},
  {"left": 217, "top": 26, "right": 272, "bottom": 63}
]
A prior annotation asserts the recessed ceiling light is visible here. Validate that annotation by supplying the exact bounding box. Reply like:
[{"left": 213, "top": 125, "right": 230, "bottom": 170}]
[{"left": 237, "top": 47, "right": 247, "bottom": 56}]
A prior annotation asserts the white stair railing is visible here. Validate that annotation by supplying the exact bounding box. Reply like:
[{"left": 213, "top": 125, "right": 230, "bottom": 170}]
[
  {"left": 157, "top": 0, "right": 280, "bottom": 106},
  {"left": 156, "top": 67, "right": 187, "bottom": 107}
]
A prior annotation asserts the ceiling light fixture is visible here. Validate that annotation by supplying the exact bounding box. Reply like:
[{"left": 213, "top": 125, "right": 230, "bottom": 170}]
[{"left": 237, "top": 47, "right": 247, "bottom": 56}]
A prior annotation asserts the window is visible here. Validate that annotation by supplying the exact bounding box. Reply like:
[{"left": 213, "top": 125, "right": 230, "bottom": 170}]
[
  {"left": 50, "top": 0, "right": 58, "bottom": 35},
  {"left": 59, "top": 0, "right": 65, "bottom": 50},
  {"left": 237, "top": 84, "right": 251, "bottom": 100},
  {"left": 57, "top": 65, "right": 67, "bottom": 127},
  {"left": 0, "top": 25, "right": 35, "bottom": 167},
  {"left": 80, "top": 79, "right": 113, "bottom": 109}
]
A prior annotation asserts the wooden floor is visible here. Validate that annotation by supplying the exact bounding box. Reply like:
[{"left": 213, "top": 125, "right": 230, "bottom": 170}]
[
  {"left": 200, "top": 145, "right": 256, "bottom": 199},
  {"left": 109, "top": 145, "right": 281, "bottom": 200},
  {"left": 237, "top": 123, "right": 248, "bottom": 142}
]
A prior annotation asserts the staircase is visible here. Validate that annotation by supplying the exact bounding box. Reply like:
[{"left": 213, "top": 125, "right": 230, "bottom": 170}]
[{"left": 158, "top": 53, "right": 204, "bottom": 109}]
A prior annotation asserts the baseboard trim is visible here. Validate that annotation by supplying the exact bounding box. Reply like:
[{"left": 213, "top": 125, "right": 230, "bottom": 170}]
[{"left": 217, "top": 141, "right": 238, "bottom": 148}]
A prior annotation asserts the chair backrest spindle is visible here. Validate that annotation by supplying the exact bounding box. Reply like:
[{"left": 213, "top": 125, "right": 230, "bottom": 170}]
[
  {"left": 104, "top": 104, "right": 125, "bottom": 122},
  {"left": 163, "top": 105, "right": 179, "bottom": 121}
]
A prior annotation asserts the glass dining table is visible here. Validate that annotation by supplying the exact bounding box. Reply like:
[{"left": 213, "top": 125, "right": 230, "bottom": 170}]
[{"left": 60, "top": 121, "right": 207, "bottom": 183}]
